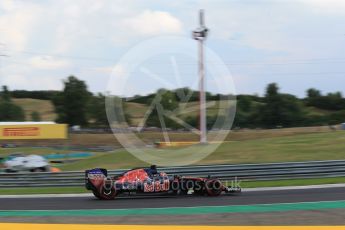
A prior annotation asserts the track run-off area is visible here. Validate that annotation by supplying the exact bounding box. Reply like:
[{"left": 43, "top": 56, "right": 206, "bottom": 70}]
[
  {"left": 1, "top": 185, "right": 345, "bottom": 225},
  {"left": 2, "top": 185, "right": 345, "bottom": 210}
]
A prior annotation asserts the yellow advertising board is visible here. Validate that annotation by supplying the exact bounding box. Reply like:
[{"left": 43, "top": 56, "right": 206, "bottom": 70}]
[{"left": 0, "top": 124, "right": 67, "bottom": 140}]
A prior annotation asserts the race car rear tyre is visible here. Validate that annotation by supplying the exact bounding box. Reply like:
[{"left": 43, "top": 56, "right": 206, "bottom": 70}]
[
  {"left": 99, "top": 186, "right": 117, "bottom": 200},
  {"left": 205, "top": 179, "right": 222, "bottom": 196},
  {"left": 31, "top": 167, "right": 47, "bottom": 172}
]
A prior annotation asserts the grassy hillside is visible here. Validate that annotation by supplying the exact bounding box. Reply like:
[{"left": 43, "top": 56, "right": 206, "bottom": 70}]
[
  {"left": 125, "top": 102, "right": 149, "bottom": 126},
  {"left": 12, "top": 98, "right": 56, "bottom": 121},
  {"left": 10, "top": 97, "right": 340, "bottom": 126}
]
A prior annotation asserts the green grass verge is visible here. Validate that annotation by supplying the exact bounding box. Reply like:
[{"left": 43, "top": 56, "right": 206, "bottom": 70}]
[
  {"left": 1, "top": 177, "right": 345, "bottom": 195},
  {"left": 0, "top": 187, "right": 87, "bottom": 195},
  {"left": 241, "top": 177, "right": 345, "bottom": 188},
  {"left": 199, "top": 131, "right": 345, "bottom": 165},
  {"left": 2, "top": 131, "right": 345, "bottom": 174},
  {"left": 58, "top": 151, "right": 147, "bottom": 171},
  {"left": 58, "top": 131, "right": 345, "bottom": 171}
]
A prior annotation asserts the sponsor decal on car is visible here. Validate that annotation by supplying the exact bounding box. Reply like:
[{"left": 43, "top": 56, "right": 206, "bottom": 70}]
[{"left": 143, "top": 180, "right": 169, "bottom": 192}]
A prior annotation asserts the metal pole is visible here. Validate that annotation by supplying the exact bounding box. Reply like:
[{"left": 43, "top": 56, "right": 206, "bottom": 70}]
[
  {"left": 0, "top": 43, "right": 9, "bottom": 84},
  {"left": 199, "top": 10, "right": 207, "bottom": 144},
  {"left": 199, "top": 38, "right": 207, "bottom": 143},
  {"left": 193, "top": 9, "right": 208, "bottom": 144},
  {"left": 0, "top": 55, "right": 8, "bottom": 84}
]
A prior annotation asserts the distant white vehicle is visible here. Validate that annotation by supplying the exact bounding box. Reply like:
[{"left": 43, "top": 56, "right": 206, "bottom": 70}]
[{"left": 3, "top": 154, "right": 50, "bottom": 172}]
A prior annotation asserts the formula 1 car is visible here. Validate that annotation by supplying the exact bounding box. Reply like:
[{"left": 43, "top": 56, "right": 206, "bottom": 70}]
[
  {"left": 3, "top": 154, "right": 51, "bottom": 173},
  {"left": 85, "top": 165, "right": 241, "bottom": 200}
]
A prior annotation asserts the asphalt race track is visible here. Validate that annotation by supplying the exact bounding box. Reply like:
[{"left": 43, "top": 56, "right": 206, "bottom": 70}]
[{"left": 2, "top": 187, "right": 345, "bottom": 210}]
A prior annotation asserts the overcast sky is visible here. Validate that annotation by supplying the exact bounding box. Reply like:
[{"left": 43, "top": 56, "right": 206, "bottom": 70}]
[{"left": 0, "top": 0, "right": 344, "bottom": 97}]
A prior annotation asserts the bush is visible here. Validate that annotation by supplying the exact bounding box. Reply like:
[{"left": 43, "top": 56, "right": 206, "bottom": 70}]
[{"left": 0, "top": 102, "right": 25, "bottom": 121}]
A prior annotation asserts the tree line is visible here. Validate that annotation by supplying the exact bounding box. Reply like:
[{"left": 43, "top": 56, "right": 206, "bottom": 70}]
[
  {"left": 234, "top": 83, "right": 345, "bottom": 129},
  {"left": 128, "top": 83, "right": 345, "bottom": 129},
  {"left": 1, "top": 76, "right": 345, "bottom": 129}
]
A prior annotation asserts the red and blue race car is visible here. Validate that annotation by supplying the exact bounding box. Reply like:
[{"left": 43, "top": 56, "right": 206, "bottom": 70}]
[{"left": 85, "top": 165, "right": 241, "bottom": 200}]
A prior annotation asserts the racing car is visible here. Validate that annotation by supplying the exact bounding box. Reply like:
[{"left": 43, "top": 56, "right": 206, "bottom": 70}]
[{"left": 85, "top": 165, "right": 241, "bottom": 200}]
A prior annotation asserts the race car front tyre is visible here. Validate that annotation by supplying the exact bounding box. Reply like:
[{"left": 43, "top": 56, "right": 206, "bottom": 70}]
[
  {"left": 99, "top": 186, "right": 117, "bottom": 200},
  {"left": 92, "top": 190, "right": 101, "bottom": 199}
]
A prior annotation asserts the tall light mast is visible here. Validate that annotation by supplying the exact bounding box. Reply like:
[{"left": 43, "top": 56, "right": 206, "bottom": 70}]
[
  {"left": 193, "top": 10, "right": 209, "bottom": 144},
  {"left": 0, "top": 43, "right": 9, "bottom": 82}
]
